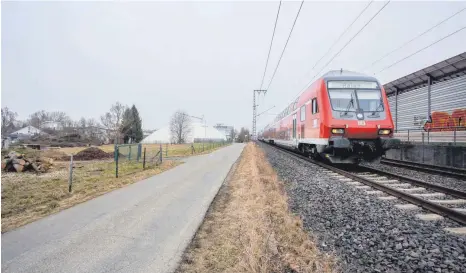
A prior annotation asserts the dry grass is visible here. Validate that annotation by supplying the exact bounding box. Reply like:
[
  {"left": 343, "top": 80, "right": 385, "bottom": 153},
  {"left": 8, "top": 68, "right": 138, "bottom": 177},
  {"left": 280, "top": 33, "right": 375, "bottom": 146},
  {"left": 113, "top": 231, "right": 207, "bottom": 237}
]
[
  {"left": 140, "top": 143, "right": 231, "bottom": 157},
  {"left": 177, "top": 143, "right": 337, "bottom": 273},
  {"left": 59, "top": 143, "right": 229, "bottom": 158},
  {"left": 1, "top": 159, "right": 180, "bottom": 233}
]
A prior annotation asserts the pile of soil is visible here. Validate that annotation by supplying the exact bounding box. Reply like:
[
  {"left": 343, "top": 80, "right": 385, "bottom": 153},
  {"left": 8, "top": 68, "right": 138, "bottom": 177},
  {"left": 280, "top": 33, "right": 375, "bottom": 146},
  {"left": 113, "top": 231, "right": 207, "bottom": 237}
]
[{"left": 72, "top": 147, "right": 113, "bottom": 161}]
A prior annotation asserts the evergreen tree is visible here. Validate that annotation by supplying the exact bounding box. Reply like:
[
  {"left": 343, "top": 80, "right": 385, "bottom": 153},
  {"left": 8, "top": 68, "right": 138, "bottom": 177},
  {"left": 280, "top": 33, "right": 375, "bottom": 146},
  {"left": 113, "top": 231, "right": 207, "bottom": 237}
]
[
  {"left": 119, "top": 105, "right": 143, "bottom": 143},
  {"left": 131, "top": 105, "right": 143, "bottom": 142},
  {"left": 121, "top": 108, "right": 132, "bottom": 143}
]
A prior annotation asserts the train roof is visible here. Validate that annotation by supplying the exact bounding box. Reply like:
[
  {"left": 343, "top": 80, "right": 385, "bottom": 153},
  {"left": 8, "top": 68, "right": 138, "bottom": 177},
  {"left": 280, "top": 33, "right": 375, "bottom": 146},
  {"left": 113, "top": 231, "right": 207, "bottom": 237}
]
[{"left": 322, "top": 70, "right": 378, "bottom": 82}]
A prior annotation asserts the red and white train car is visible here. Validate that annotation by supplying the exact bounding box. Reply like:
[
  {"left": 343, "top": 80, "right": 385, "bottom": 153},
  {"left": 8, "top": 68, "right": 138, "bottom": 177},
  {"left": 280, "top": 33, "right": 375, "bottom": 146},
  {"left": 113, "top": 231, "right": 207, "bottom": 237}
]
[{"left": 260, "top": 70, "right": 400, "bottom": 164}]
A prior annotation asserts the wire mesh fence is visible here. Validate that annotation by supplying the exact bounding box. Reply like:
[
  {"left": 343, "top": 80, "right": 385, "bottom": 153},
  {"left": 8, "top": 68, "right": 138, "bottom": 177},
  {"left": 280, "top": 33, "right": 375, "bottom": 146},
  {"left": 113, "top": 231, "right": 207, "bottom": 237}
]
[
  {"left": 142, "top": 145, "right": 163, "bottom": 169},
  {"left": 141, "top": 141, "right": 230, "bottom": 159},
  {"left": 115, "top": 143, "right": 142, "bottom": 161}
]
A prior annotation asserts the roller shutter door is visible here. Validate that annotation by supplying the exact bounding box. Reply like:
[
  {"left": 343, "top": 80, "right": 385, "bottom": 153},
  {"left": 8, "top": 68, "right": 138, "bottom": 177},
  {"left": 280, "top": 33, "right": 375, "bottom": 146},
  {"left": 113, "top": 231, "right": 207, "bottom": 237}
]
[{"left": 431, "top": 75, "right": 466, "bottom": 113}]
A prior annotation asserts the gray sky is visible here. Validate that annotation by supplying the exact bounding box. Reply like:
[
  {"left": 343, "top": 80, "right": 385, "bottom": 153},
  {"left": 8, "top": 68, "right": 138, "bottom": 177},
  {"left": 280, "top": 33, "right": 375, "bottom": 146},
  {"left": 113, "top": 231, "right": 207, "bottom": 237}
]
[{"left": 2, "top": 1, "right": 466, "bottom": 131}]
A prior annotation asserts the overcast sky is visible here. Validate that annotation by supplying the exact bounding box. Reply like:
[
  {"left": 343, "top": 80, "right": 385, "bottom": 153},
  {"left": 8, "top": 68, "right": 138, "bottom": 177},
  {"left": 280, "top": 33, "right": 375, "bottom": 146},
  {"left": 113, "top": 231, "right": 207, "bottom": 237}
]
[{"left": 2, "top": 0, "right": 466, "bottom": 131}]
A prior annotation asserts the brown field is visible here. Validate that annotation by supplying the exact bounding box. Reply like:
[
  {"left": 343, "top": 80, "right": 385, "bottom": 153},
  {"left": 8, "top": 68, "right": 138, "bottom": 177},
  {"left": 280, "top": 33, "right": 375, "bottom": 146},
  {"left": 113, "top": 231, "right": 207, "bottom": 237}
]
[
  {"left": 59, "top": 143, "right": 229, "bottom": 157},
  {"left": 177, "top": 143, "right": 336, "bottom": 273},
  {"left": 1, "top": 159, "right": 180, "bottom": 233}
]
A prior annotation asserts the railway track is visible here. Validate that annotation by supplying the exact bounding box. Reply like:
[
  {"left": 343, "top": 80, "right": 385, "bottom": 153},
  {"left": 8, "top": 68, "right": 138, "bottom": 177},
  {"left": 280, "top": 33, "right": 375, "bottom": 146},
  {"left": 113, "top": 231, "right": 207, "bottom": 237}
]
[
  {"left": 261, "top": 141, "right": 466, "bottom": 229},
  {"left": 380, "top": 157, "right": 466, "bottom": 180}
]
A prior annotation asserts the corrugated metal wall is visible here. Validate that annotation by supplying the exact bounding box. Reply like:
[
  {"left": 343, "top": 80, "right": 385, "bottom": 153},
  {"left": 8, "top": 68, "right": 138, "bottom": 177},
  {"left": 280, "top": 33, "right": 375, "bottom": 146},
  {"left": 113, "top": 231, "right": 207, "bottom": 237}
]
[
  {"left": 387, "top": 74, "right": 466, "bottom": 131},
  {"left": 395, "top": 86, "right": 429, "bottom": 130},
  {"left": 431, "top": 75, "right": 466, "bottom": 112},
  {"left": 388, "top": 95, "right": 396, "bottom": 126}
]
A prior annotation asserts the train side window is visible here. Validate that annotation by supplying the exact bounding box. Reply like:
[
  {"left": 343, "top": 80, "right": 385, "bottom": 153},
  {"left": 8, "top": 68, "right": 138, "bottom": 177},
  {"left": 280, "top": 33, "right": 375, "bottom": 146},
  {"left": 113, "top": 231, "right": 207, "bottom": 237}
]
[
  {"left": 312, "top": 98, "right": 319, "bottom": 114},
  {"left": 300, "top": 105, "right": 305, "bottom": 121}
]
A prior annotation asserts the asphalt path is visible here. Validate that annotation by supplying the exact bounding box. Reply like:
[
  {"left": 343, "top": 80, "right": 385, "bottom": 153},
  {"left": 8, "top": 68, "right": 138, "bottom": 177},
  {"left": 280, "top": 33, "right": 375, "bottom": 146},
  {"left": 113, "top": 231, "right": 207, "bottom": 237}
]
[{"left": 2, "top": 143, "right": 245, "bottom": 273}]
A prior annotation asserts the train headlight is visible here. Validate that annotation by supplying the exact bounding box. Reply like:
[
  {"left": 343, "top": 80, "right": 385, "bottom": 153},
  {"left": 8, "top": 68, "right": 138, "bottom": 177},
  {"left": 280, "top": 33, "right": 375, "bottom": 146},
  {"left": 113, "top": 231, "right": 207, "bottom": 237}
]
[
  {"left": 331, "top": 128, "right": 345, "bottom": 134},
  {"left": 378, "top": 129, "right": 391, "bottom": 135}
]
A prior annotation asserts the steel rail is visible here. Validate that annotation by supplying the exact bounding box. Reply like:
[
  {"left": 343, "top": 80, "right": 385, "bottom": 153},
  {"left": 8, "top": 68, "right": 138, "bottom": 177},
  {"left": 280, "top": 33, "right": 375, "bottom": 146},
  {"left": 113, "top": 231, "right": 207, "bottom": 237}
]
[
  {"left": 260, "top": 141, "right": 466, "bottom": 226},
  {"left": 355, "top": 165, "right": 466, "bottom": 199},
  {"left": 380, "top": 157, "right": 466, "bottom": 180}
]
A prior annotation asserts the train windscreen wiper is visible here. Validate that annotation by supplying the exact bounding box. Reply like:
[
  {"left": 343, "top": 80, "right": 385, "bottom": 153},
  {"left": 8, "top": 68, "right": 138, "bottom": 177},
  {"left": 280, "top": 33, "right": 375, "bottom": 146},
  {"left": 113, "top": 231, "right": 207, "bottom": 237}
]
[
  {"left": 368, "top": 97, "right": 384, "bottom": 118},
  {"left": 340, "top": 91, "right": 355, "bottom": 117}
]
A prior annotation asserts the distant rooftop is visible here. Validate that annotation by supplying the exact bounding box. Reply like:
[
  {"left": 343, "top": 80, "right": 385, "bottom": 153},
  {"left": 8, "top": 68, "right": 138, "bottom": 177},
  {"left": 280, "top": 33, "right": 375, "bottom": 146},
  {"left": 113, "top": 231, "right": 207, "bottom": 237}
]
[{"left": 383, "top": 52, "right": 466, "bottom": 96}]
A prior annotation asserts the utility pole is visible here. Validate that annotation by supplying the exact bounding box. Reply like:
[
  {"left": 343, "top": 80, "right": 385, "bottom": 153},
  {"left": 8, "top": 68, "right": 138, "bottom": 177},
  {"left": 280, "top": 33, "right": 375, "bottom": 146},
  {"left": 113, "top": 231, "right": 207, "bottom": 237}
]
[{"left": 252, "top": 89, "right": 267, "bottom": 139}]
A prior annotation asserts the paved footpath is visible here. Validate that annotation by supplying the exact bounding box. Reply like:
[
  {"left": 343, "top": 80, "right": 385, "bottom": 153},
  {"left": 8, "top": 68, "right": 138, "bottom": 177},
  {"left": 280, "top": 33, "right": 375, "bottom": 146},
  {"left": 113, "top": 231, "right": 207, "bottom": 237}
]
[{"left": 2, "top": 143, "right": 245, "bottom": 273}]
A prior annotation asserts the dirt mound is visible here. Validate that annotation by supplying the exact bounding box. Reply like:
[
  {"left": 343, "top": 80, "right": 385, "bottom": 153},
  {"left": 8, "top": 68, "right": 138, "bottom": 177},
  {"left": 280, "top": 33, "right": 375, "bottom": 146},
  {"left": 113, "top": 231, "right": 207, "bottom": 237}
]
[{"left": 72, "top": 147, "right": 113, "bottom": 161}]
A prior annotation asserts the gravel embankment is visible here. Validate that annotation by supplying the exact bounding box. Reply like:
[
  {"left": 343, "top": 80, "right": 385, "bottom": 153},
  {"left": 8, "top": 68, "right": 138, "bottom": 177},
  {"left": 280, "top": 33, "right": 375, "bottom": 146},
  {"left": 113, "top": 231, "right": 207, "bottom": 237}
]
[
  {"left": 260, "top": 143, "right": 466, "bottom": 273},
  {"left": 362, "top": 161, "right": 466, "bottom": 193}
]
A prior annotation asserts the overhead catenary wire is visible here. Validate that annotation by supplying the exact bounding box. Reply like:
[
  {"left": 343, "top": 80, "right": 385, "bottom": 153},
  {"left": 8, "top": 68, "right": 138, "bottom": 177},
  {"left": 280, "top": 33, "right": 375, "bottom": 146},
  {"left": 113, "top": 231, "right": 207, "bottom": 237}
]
[
  {"left": 265, "top": 0, "right": 305, "bottom": 91},
  {"left": 259, "top": 1, "right": 282, "bottom": 90},
  {"left": 289, "top": 0, "right": 391, "bottom": 106},
  {"left": 377, "top": 25, "right": 466, "bottom": 74},
  {"left": 363, "top": 7, "right": 466, "bottom": 71},
  {"left": 257, "top": 105, "right": 276, "bottom": 118},
  {"left": 304, "top": 0, "right": 374, "bottom": 76}
]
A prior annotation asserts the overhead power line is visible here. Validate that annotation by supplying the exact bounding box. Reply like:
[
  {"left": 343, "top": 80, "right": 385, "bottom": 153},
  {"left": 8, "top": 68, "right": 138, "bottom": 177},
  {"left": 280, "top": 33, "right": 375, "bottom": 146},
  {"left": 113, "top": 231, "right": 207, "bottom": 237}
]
[
  {"left": 259, "top": 1, "right": 282, "bottom": 90},
  {"left": 292, "top": 0, "right": 391, "bottom": 102},
  {"left": 304, "top": 0, "right": 373, "bottom": 76},
  {"left": 377, "top": 25, "right": 466, "bottom": 74},
  {"left": 265, "top": 0, "right": 305, "bottom": 90},
  {"left": 364, "top": 7, "right": 466, "bottom": 71}
]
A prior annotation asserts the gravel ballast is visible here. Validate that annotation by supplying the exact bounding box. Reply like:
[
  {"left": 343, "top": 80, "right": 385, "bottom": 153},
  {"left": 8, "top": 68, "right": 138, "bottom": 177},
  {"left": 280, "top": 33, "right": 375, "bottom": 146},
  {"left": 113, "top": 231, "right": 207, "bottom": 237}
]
[{"left": 260, "top": 143, "right": 466, "bottom": 273}]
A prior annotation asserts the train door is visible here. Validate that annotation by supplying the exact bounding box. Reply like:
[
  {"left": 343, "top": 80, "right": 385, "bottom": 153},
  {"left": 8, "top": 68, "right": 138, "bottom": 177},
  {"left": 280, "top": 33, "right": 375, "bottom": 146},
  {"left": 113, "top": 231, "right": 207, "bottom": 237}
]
[{"left": 292, "top": 114, "right": 297, "bottom": 147}]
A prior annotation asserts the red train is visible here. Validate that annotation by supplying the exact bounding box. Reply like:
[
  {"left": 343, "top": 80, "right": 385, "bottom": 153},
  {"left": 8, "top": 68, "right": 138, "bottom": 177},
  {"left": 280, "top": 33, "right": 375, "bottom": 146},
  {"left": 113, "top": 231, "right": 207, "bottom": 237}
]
[{"left": 260, "top": 70, "right": 400, "bottom": 164}]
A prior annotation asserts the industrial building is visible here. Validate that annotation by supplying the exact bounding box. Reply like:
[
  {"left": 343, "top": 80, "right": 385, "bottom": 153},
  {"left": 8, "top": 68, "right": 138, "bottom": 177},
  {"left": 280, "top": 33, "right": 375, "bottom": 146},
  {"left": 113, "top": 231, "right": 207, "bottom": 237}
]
[
  {"left": 141, "top": 122, "right": 227, "bottom": 144},
  {"left": 213, "top": 124, "right": 234, "bottom": 141}
]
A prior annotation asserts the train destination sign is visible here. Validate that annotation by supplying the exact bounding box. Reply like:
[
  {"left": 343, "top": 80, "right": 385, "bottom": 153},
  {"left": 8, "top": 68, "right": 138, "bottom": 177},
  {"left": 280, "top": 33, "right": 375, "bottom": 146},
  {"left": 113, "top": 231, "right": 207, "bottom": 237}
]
[{"left": 327, "top": 81, "right": 378, "bottom": 89}]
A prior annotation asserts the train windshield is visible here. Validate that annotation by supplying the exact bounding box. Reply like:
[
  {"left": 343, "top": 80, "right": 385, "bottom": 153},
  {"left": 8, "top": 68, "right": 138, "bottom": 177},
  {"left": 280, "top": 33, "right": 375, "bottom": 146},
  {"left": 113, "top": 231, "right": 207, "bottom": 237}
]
[
  {"left": 327, "top": 81, "right": 383, "bottom": 113},
  {"left": 328, "top": 90, "right": 356, "bottom": 111},
  {"left": 357, "top": 90, "right": 383, "bottom": 112}
]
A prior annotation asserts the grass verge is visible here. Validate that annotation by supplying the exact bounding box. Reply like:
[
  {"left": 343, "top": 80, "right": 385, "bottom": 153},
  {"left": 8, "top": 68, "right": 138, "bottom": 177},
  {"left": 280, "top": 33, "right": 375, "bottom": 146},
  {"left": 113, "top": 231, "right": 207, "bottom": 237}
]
[
  {"left": 176, "top": 143, "right": 337, "bottom": 273},
  {"left": 1, "top": 160, "right": 180, "bottom": 233}
]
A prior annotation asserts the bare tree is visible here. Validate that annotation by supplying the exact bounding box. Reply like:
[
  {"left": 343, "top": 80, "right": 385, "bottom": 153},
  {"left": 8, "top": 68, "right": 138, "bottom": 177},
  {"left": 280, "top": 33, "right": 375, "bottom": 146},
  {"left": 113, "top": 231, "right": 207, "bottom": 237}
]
[
  {"left": 85, "top": 118, "right": 100, "bottom": 139},
  {"left": 170, "top": 110, "right": 191, "bottom": 144},
  {"left": 61, "top": 116, "right": 75, "bottom": 128},
  {"left": 78, "top": 117, "right": 87, "bottom": 128},
  {"left": 100, "top": 102, "right": 127, "bottom": 143},
  {"left": 1, "top": 107, "right": 18, "bottom": 135},
  {"left": 229, "top": 127, "right": 236, "bottom": 142},
  {"left": 27, "top": 110, "right": 48, "bottom": 128},
  {"left": 236, "top": 127, "right": 250, "bottom": 143},
  {"left": 49, "top": 111, "right": 68, "bottom": 125},
  {"left": 27, "top": 110, "right": 72, "bottom": 129}
]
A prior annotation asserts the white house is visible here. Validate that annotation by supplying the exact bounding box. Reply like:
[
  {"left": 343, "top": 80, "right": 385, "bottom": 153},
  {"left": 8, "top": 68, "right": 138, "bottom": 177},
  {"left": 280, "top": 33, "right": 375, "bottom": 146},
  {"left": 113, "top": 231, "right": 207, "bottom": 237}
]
[
  {"left": 41, "top": 121, "right": 63, "bottom": 130},
  {"left": 10, "top": 126, "right": 42, "bottom": 137}
]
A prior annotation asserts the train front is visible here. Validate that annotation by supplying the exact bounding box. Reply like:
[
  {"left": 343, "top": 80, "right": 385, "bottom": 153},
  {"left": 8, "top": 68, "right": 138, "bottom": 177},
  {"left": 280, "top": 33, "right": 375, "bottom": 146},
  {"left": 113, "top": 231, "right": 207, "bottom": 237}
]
[{"left": 321, "top": 76, "right": 400, "bottom": 163}]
